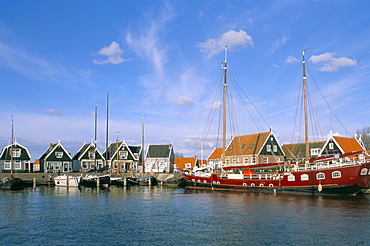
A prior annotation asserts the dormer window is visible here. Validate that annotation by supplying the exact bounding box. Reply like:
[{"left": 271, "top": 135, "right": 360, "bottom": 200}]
[
  {"left": 12, "top": 149, "right": 21, "bottom": 158},
  {"left": 55, "top": 152, "right": 63, "bottom": 158}
]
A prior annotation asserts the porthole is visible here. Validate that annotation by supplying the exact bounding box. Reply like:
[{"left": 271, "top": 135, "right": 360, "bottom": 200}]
[
  {"left": 332, "top": 171, "right": 341, "bottom": 178},
  {"left": 192, "top": 179, "right": 195, "bottom": 182},
  {"left": 243, "top": 183, "right": 247, "bottom": 186},
  {"left": 197, "top": 179, "right": 201, "bottom": 183},
  {"left": 360, "top": 168, "right": 368, "bottom": 175},
  {"left": 217, "top": 181, "right": 220, "bottom": 185},
  {"left": 213, "top": 181, "right": 216, "bottom": 184},
  {"left": 269, "top": 184, "right": 274, "bottom": 187},
  {"left": 251, "top": 183, "right": 255, "bottom": 187},
  {"left": 316, "top": 172, "right": 325, "bottom": 180},
  {"left": 259, "top": 184, "right": 264, "bottom": 187},
  {"left": 203, "top": 180, "right": 207, "bottom": 183}
]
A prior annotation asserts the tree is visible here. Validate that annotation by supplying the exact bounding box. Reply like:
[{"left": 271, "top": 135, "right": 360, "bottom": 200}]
[{"left": 356, "top": 126, "right": 370, "bottom": 150}]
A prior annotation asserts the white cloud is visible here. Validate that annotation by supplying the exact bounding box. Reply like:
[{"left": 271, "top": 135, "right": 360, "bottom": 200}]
[
  {"left": 197, "top": 30, "right": 253, "bottom": 58},
  {"left": 93, "top": 41, "right": 128, "bottom": 65},
  {"left": 42, "top": 109, "right": 61, "bottom": 115},
  {"left": 171, "top": 96, "right": 194, "bottom": 106},
  {"left": 309, "top": 52, "right": 357, "bottom": 72},
  {"left": 285, "top": 55, "right": 299, "bottom": 63}
]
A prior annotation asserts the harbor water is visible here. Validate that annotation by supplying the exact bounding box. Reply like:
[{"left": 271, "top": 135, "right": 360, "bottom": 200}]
[{"left": 1, "top": 186, "right": 369, "bottom": 246}]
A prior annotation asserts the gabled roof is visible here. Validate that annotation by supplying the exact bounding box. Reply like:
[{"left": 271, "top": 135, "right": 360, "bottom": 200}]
[
  {"left": 225, "top": 132, "right": 271, "bottom": 156},
  {"left": 207, "top": 148, "right": 223, "bottom": 160},
  {"left": 73, "top": 143, "right": 105, "bottom": 161},
  {"left": 146, "top": 144, "right": 173, "bottom": 158},
  {"left": 104, "top": 142, "right": 141, "bottom": 161},
  {"left": 331, "top": 136, "right": 364, "bottom": 153},
  {"left": 282, "top": 141, "right": 325, "bottom": 160},
  {"left": 0, "top": 142, "right": 31, "bottom": 160},
  {"left": 174, "top": 157, "right": 197, "bottom": 169},
  {"left": 40, "top": 142, "right": 72, "bottom": 160}
]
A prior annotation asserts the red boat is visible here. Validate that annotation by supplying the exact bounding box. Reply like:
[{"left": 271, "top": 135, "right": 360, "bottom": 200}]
[{"left": 183, "top": 49, "right": 370, "bottom": 196}]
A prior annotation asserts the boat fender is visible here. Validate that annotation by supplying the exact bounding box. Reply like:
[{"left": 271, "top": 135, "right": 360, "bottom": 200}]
[{"left": 318, "top": 184, "right": 323, "bottom": 192}]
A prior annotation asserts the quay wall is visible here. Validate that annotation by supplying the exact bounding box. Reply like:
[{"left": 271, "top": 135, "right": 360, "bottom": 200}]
[{"left": 0, "top": 172, "right": 183, "bottom": 183}]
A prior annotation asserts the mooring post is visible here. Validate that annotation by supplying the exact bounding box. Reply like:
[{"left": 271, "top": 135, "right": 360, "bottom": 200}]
[
  {"left": 67, "top": 174, "right": 69, "bottom": 188},
  {"left": 97, "top": 176, "right": 100, "bottom": 188},
  {"left": 33, "top": 177, "right": 36, "bottom": 189}
]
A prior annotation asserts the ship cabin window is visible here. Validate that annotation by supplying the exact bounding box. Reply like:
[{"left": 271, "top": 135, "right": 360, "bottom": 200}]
[
  {"left": 243, "top": 158, "right": 248, "bottom": 164},
  {"left": 273, "top": 145, "right": 277, "bottom": 152},
  {"left": 332, "top": 171, "right": 341, "bottom": 178},
  {"left": 360, "top": 168, "right": 368, "bottom": 175},
  {"left": 288, "top": 174, "right": 295, "bottom": 181},
  {"left": 329, "top": 143, "right": 334, "bottom": 150},
  {"left": 266, "top": 145, "right": 271, "bottom": 152},
  {"left": 12, "top": 149, "right": 21, "bottom": 158},
  {"left": 55, "top": 152, "right": 63, "bottom": 158},
  {"left": 263, "top": 157, "right": 268, "bottom": 163},
  {"left": 251, "top": 157, "right": 256, "bottom": 164},
  {"left": 316, "top": 173, "right": 325, "bottom": 180},
  {"left": 301, "top": 174, "right": 309, "bottom": 181}
]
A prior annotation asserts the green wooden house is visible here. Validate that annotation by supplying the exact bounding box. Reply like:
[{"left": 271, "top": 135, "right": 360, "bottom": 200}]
[
  {"left": 0, "top": 142, "right": 31, "bottom": 173},
  {"left": 104, "top": 142, "right": 142, "bottom": 173},
  {"left": 73, "top": 143, "right": 105, "bottom": 172},
  {"left": 39, "top": 142, "right": 75, "bottom": 173}
]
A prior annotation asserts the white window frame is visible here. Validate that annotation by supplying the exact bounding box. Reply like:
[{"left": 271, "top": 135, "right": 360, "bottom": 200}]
[
  {"left": 316, "top": 172, "right": 325, "bottom": 180},
  {"left": 332, "top": 171, "right": 341, "bottom": 178},
  {"left": 288, "top": 174, "right": 295, "bottom": 181},
  {"left": 88, "top": 152, "right": 96, "bottom": 159},
  {"left": 4, "top": 161, "right": 10, "bottom": 169},
  {"left": 329, "top": 143, "right": 334, "bottom": 150},
  {"left": 263, "top": 157, "right": 268, "bottom": 163},
  {"left": 251, "top": 157, "right": 256, "bottom": 164},
  {"left": 12, "top": 149, "right": 21, "bottom": 158},
  {"left": 273, "top": 145, "right": 277, "bottom": 152},
  {"left": 119, "top": 151, "right": 128, "bottom": 160},
  {"left": 266, "top": 145, "right": 271, "bottom": 152},
  {"left": 243, "top": 158, "right": 248, "bottom": 164},
  {"left": 301, "top": 174, "right": 309, "bottom": 181},
  {"left": 55, "top": 151, "right": 63, "bottom": 158}
]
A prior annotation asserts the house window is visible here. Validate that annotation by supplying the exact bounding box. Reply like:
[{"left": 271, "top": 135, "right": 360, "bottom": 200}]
[
  {"left": 301, "top": 174, "right": 309, "bottom": 181},
  {"left": 311, "top": 148, "right": 320, "bottom": 156},
  {"left": 225, "top": 159, "right": 230, "bottom": 165},
  {"left": 332, "top": 171, "right": 341, "bottom": 178},
  {"left": 329, "top": 143, "right": 334, "bottom": 150},
  {"left": 4, "top": 161, "right": 10, "bottom": 169},
  {"left": 119, "top": 151, "right": 128, "bottom": 159},
  {"left": 233, "top": 159, "right": 236, "bottom": 164},
  {"left": 88, "top": 152, "right": 96, "bottom": 159},
  {"left": 12, "top": 149, "right": 21, "bottom": 157},
  {"left": 159, "top": 161, "right": 166, "bottom": 168},
  {"left": 55, "top": 152, "right": 63, "bottom": 158},
  {"left": 266, "top": 145, "right": 271, "bottom": 152},
  {"left": 243, "top": 158, "right": 248, "bottom": 164},
  {"left": 14, "top": 161, "right": 21, "bottom": 169},
  {"left": 316, "top": 173, "right": 325, "bottom": 180},
  {"left": 263, "top": 157, "right": 268, "bottom": 163},
  {"left": 288, "top": 174, "right": 295, "bottom": 181},
  {"left": 251, "top": 157, "right": 256, "bottom": 164},
  {"left": 273, "top": 145, "right": 277, "bottom": 152}
]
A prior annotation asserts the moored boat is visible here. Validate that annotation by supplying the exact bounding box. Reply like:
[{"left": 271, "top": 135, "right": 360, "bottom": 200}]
[
  {"left": 54, "top": 174, "right": 80, "bottom": 187},
  {"left": 1, "top": 177, "right": 25, "bottom": 190},
  {"left": 183, "top": 48, "right": 370, "bottom": 196},
  {"left": 79, "top": 174, "right": 111, "bottom": 188}
]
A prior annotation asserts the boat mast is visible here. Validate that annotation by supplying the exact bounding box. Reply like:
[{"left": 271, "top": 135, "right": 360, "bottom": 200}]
[
  {"left": 105, "top": 93, "right": 109, "bottom": 153},
  {"left": 141, "top": 115, "right": 145, "bottom": 173},
  {"left": 10, "top": 115, "right": 14, "bottom": 177},
  {"left": 303, "top": 50, "right": 309, "bottom": 160},
  {"left": 222, "top": 46, "right": 228, "bottom": 165}
]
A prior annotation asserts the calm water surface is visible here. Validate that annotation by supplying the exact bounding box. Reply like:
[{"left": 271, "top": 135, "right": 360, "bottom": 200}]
[{"left": 0, "top": 186, "right": 369, "bottom": 246}]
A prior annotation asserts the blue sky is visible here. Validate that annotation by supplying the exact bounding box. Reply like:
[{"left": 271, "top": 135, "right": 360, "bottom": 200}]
[{"left": 1, "top": 0, "right": 370, "bottom": 161}]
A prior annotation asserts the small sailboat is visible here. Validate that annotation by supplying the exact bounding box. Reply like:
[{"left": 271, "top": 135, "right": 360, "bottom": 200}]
[{"left": 183, "top": 48, "right": 370, "bottom": 196}]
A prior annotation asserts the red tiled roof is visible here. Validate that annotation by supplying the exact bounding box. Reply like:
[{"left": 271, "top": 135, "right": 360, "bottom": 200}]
[
  {"left": 225, "top": 132, "right": 270, "bottom": 156},
  {"left": 174, "top": 157, "right": 197, "bottom": 169},
  {"left": 333, "top": 136, "right": 364, "bottom": 153}
]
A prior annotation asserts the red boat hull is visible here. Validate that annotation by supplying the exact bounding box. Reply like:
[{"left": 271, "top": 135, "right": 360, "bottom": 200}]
[{"left": 183, "top": 162, "right": 370, "bottom": 196}]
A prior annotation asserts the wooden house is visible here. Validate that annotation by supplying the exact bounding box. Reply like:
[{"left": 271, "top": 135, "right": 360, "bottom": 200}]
[
  {"left": 39, "top": 142, "right": 75, "bottom": 173},
  {"left": 0, "top": 142, "right": 31, "bottom": 173},
  {"left": 73, "top": 143, "right": 105, "bottom": 172},
  {"left": 320, "top": 135, "right": 365, "bottom": 156},
  {"left": 282, "top": 141, "right": 326, "bottom": 163},
  {"left": 207, "top": 148, "right": 223, "bottom": 171},
  {"left": 174, "top": 157, "right": 197, "bottom": 172},
  {"left": 104, "top": 142, "right": 141, "bottom": 173},
  {"left": 224, "top": 131, "right": 285, "bottom": 167},
  {"left": 145, "top": 144, "right": 174, "bottom": 173}
]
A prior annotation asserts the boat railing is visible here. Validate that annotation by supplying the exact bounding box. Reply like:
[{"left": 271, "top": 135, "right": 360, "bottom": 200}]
[{"left": 293, "top": 159, "right": 363, "bottom": 171}]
